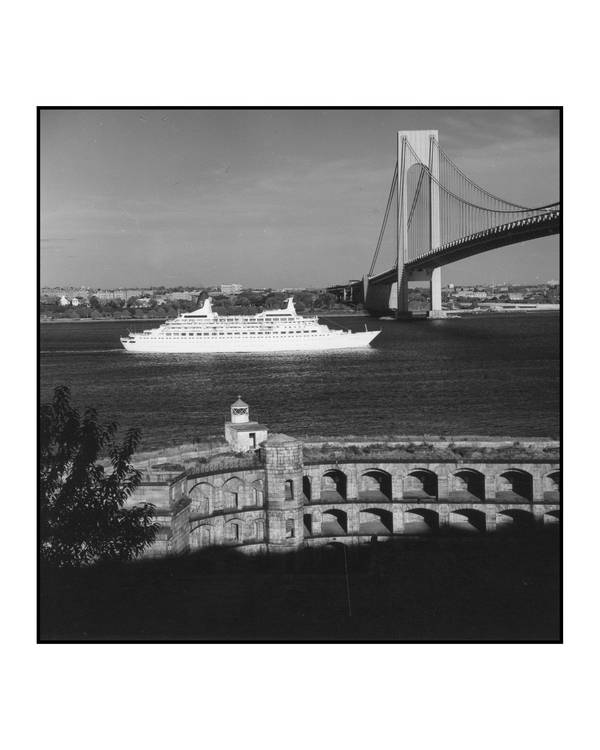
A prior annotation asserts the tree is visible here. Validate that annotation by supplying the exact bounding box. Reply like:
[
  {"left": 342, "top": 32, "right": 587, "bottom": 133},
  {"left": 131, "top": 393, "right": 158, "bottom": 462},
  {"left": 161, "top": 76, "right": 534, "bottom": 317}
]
[
  {"left": 40, "top": 386, "right": 158, "bottom": 567},
  {"left": 314, "top": 292, "right": 336, "bottom": 310},
  {"left": 264, "top": 293, "right": 286, "bottom": 309}
]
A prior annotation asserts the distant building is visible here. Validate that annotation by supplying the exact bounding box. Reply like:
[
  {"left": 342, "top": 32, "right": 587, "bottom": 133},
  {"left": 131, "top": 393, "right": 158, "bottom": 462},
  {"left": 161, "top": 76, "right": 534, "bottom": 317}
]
[
  {"left": 58, "top": 295, "right": 70, "bottom": 307},
  {"left": 93, "top": 290, "right": 120, "bottom": 301},
  {"left": 93, "top": 289, "right": 151, "bottom": 301},
  {"left": 71, "top": 297, "right": 80, "bottom": 307},
  {"left": 508, "top": 293, "right": 524, "bottom": 301},
  {"left": 133, "top": 297, "right": 152, "bottom": 308},
  {"left": 166, "top": 292, "right": 194, "bottom": 302},
  {"left": 221, "top": 283, "right": 243, "bottom": 295},
  {"left": 457, "top": 291, "right": 487, "bottom": 300}
]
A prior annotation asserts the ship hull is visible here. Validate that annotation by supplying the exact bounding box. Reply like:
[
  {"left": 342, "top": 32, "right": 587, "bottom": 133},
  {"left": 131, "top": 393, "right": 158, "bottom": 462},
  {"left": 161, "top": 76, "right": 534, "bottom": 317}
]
[{"left": 121, "top": 330, "right": 379, "bottom": 353}]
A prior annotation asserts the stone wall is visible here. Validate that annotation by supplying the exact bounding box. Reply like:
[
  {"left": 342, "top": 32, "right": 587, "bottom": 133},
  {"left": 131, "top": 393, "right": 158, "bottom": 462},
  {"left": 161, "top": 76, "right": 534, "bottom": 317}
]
[
  {"left": 261, "top": 434, "right": 304, "bottom": 549},
  {"left": 127, "top": 439, "right": 560, "bottom": 558}
]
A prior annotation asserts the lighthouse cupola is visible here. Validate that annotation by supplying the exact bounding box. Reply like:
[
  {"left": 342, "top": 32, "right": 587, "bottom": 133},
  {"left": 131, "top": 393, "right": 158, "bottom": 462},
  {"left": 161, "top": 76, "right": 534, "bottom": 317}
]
[
  {"left": 224, "top": 396, "right": 268, "bottom": 452},
  {"left": 230, "top": 396, "right": 250, "bottom": 424}
]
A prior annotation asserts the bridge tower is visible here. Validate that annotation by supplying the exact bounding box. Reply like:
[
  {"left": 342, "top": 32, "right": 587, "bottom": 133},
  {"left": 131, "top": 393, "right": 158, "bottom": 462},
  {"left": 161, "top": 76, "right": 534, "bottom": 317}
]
[
  {"left": 396, "top": 130, "right": 442, "bottom": 318},
  {"left": 359, "top": 130, "right": 559, "bottom": 318}
]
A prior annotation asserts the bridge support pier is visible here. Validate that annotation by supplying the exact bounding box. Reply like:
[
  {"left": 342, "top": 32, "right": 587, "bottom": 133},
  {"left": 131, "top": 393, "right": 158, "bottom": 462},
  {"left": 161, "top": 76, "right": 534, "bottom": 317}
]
[
  {"left": 428, "top": 267, "right": 445, "bottom": 318},
  {"left": 396, "top": 269, "right": 410, "bottom": 318}
]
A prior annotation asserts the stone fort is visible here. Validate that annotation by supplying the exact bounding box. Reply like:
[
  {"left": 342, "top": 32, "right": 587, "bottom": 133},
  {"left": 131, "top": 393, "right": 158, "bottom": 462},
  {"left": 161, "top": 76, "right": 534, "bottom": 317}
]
[{"left": 127, "top": 398, "right": 561, "bottom": 557}]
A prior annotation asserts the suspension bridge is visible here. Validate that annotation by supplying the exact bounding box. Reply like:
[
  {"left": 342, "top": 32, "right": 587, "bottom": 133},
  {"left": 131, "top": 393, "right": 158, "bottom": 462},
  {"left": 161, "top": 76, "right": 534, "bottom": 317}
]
[{"left": 328, "top": 130, "right": 560, "bottom": 317}]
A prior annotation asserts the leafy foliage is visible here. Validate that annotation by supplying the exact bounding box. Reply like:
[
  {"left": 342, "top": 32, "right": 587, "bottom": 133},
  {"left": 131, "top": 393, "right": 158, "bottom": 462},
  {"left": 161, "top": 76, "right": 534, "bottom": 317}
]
[{"left": 40, "top": 386, "right": 158, "bottom": 567}]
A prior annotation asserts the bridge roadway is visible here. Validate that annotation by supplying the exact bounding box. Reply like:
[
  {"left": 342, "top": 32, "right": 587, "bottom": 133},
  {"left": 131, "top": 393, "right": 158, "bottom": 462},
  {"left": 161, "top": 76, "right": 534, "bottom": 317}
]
[
  {"left": 328, "top": 207, "right": 561, "bottom": 310},
  {"left": 369, "top": 208, "right": 561, "bottom": 288}
]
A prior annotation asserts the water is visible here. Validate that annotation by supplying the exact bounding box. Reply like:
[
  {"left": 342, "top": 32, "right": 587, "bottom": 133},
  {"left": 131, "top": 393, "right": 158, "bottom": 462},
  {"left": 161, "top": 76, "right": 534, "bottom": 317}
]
[{"left": 40, "top": 314, "right": 560, "bottom": 450}]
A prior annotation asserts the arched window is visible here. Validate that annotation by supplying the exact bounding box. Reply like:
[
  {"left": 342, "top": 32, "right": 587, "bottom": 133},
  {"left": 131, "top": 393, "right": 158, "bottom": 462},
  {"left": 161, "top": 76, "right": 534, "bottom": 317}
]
[
  {"left": 321, "top": 509, "right": 347, "bottom": 535},
  {"left": 403, "top": 470, "right": 437, "bottom": 500},
  {"left": 285, "top": 480, "right": 294, "bottom": 500},
  {"left": 359, "top": 508, "right": 392, "bottom": 535},
  {"left": 360, "top": 470, "right": 392, "bottom": 501},
  {"left": 321, "top": 470, "right": 347, "bottom": 500},
  {"left": 451, "top": 469, "right": 485, "bottom": 502},
  {"left": 303, "top": 476, "right": 312, "bottom": 501},
  {"left": 497, "top": 509, "right": 535, "bottom": 531},
  {"left": 543, "top": 471, "right": 560, "bottom": 500},
  {"left": 404, "top": 509, "right": 439, "bottom": 533},
  {"left": 252, "top": 480, "right": 264, "bottom": 506},
  {"left": 189, "top": 482, "right": 214, "bottom": 514},
  {"left": 223, "top": 477, "right": 244, "bottom": 508},
  {"left": 497, "top": 470, "right": 533, "bottom": 502},
  {"left": 198, "top": 525, "right": 213, "bottom": 546},
  {"left": 449, "top": 508, "right": 487, "bottom": 533}
]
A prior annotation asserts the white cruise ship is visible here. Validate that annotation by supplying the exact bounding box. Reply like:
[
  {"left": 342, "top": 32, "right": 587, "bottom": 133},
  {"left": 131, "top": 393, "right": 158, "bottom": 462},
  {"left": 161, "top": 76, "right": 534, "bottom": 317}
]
[{"left": 120, "top": 297, "right": 380, "bottom": 353}]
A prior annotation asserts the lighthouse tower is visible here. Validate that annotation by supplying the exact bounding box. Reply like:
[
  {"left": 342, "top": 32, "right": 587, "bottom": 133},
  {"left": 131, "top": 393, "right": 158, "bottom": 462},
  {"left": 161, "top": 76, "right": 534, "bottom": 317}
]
[{"left": 224, "top": 396, "right": 268, "bottom": 452}]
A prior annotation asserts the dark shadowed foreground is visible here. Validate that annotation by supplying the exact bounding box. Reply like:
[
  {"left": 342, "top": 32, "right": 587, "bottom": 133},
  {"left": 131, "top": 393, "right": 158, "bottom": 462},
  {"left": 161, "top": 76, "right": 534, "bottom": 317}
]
[{"left": 40, "top": 529, "right": 560, "bottom": 642}]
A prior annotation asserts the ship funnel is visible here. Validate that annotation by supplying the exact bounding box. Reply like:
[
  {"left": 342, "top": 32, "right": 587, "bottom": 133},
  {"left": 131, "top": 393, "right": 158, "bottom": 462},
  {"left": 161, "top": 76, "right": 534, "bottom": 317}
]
[{"left": 187, "top": 296, "right": 214, "bottom": 317}]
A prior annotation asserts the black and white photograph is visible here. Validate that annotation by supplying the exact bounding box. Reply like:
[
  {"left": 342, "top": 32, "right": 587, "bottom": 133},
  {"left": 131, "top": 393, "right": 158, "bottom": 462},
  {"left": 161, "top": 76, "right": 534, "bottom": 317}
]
[{"left": 38, "top": 107, "right": 561, "bottom": 642}]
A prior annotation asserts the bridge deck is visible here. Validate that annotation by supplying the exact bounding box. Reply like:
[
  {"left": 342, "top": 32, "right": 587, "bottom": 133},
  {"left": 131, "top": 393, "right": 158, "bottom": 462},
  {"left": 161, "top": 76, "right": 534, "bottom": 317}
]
[{"left": 368, "top": 210, "right": 560, "bottom": 286}]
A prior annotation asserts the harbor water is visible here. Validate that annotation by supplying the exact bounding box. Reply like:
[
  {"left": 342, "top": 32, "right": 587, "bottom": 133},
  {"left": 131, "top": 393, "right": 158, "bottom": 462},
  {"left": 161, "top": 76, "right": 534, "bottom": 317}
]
[{"left": 40, "top": 313, "right": 560, "bottom": 451}]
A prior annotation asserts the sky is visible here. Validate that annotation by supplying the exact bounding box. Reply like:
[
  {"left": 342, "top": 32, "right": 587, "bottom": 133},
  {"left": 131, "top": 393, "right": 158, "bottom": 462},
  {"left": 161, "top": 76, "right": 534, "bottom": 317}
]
[{"left": 40, "top": 109, "right": 560, "bottom": 289}]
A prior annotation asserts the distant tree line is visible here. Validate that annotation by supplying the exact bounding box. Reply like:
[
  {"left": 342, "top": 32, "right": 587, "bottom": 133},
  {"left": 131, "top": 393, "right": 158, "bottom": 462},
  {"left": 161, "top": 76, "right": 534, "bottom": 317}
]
[{"left": 40, "top": 288, "right": 346, "bottom": 319}]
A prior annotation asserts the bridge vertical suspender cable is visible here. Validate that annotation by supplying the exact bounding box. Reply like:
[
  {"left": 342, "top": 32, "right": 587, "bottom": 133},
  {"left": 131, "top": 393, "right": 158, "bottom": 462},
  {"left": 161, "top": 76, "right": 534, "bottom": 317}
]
[
  {"left": 365, "top": 134, "right": 560, "bottom": 281},
  {"left": 400, "top": 138, "right": 558, "bottom": 259}
]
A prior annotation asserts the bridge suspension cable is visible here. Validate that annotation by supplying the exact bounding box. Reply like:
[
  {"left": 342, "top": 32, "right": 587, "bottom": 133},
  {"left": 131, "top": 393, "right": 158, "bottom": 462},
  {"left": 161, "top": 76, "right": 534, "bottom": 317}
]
[
  {"left": 432, "top": 138, "right": 533, "bottom": 211},
  {"left": 368, "top": 162, "right": 398, "bottom": 276},
  {"left": 405, "top": 140, "right": 554, "bottom": 214},
  {"left": 401, "top": 139, "right": 560, "bottom": 261},
  {"left": 367, "top": 134, "right": 560, "bottom": 278}
]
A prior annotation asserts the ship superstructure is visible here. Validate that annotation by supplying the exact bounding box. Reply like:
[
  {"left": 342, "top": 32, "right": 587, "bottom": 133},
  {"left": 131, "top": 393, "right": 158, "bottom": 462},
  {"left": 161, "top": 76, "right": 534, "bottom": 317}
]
[{"left": 120, "top": 297, "right": 379, "bottom": 353}]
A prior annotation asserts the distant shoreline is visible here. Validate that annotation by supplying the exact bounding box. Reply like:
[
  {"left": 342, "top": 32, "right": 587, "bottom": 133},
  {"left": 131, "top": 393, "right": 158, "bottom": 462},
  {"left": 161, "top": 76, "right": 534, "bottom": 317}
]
[
  {"left": 40, "top": 309, "right": 560, "bottom": 323},
  {"left": 39, "top": 311, "right": 366, "bottom": 323}
]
